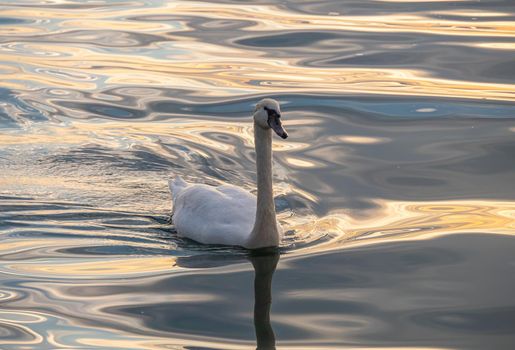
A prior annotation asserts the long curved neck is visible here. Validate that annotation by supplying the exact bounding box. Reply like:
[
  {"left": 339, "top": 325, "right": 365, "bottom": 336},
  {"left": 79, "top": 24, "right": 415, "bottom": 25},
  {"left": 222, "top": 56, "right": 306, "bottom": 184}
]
[{"left": 246, "top": 121, "right": 279, "bottom": 249}]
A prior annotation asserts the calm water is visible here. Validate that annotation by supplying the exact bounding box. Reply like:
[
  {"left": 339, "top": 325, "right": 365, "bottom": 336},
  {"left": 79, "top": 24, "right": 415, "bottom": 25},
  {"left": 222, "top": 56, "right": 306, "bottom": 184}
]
[{"left": 1, "top": 0, "right": 515, "bottom": 349}]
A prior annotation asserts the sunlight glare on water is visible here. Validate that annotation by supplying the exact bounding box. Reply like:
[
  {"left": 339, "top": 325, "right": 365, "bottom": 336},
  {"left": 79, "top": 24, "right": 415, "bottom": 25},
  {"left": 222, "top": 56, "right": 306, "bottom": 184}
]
[{"left": 0, "top": 0, "right": 514, "bottom": 349}]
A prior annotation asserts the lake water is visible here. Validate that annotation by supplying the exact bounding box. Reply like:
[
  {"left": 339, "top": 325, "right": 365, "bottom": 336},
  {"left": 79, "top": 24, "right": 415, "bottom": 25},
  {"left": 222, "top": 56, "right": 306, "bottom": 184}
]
[{"left": 1, "top": 0, "right": 514, "bottom": 349}]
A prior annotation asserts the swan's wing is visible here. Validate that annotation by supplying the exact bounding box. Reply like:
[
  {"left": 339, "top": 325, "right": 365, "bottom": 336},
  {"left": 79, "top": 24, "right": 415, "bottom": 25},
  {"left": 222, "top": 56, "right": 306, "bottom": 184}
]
[
  {"left": 172, "top": 184, "right": 256, "bottom": 246},
  {"left": 217, "top": 184, "right": 254, "bottom": 199}
]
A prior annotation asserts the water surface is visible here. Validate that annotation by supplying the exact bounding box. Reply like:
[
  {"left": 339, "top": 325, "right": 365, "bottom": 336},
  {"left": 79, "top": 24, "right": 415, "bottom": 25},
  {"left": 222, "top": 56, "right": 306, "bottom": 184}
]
[{"left": 0, "top": 0, "right": 514, "bottom": 349}]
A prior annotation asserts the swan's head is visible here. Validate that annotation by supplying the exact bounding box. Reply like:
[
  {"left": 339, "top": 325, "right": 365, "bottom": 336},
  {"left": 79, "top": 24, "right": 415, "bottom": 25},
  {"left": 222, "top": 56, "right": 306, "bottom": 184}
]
[{"left": 254, "top": 98, "right": 288, "bottom": 139}]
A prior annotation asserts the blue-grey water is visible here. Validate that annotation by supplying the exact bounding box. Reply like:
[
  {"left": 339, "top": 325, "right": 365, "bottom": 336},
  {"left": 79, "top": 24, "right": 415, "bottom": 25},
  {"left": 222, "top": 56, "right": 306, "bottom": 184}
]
[{"left": 1, "top": 0, "right": 515, "bottom": 349}]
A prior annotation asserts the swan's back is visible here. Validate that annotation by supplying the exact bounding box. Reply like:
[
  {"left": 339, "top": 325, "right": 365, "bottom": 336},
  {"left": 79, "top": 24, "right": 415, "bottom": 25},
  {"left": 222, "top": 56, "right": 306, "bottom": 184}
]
[{"left": 170, "top": 177, "right": 256, "bottom": 246}]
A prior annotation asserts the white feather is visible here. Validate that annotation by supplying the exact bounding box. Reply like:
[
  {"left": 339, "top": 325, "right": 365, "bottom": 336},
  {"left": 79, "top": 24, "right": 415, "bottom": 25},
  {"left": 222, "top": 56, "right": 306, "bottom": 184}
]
[{"left": 170, "top": 177, "right": 258, "bottom": 246}]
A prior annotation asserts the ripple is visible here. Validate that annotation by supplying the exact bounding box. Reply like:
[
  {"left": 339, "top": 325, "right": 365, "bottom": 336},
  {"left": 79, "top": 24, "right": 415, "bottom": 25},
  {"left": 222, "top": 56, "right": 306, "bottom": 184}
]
[
  {"left": 412, "top": 306, "right": 515, "bottom": 334},
  {"left": 1, "top": 1, "right": 514, "bottom": 100},
  {"left": 0, "top": 17, "right": 32, "bottom": 25},
  {"left": 0, "top": 323, "right": 42, "bottom": 343},
  {"left": 0, "top": 290, "right": 19, "bottom": 302},
  {"left": 1, "top": 0, "right": 515, "bottom": 348}
]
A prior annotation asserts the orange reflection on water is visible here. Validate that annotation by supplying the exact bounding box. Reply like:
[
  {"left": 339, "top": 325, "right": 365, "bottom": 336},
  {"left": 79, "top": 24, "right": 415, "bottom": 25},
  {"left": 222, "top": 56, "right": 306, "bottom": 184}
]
[
  {"left": 77, "top": 337, "right": 267, "bottom": 350},
  {"left": 1, "top": 1, "right": 514, "bottom": 101},
  {"left": 285, "top": 157, "right": 319, "bottom": 168},
  {"left": 334, "top": 135, "right": 390, "bottom": 145},
  {"left": 0, "top": 119, "right": 304, "bottom": 152},
  {"left": 462, "top": 42, "right": 515, "bottom": 50},
  {"left": 7, "top": 256, "right": 177, "bottom": 278},
  {"left": 5, "top": 47, "right": 514, "bottom": 100},
  {"left": 0, "top": 239, "right": 66, "bottom": 255},
  {"left": 291, "top": 200, "right": 515, "bottom": 254}
]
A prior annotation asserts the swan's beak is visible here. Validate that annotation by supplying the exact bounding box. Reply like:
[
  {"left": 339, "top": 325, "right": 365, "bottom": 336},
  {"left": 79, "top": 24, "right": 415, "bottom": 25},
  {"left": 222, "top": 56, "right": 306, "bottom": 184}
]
[{"left": 268, "top": 113, "right": 288, "bottom": 139}]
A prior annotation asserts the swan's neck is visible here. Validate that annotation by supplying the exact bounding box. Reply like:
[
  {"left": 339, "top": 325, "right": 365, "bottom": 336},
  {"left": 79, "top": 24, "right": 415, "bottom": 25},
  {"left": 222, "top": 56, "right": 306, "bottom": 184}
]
[{"left": 246, "top": 122, "right": 280, "bottom": 249}]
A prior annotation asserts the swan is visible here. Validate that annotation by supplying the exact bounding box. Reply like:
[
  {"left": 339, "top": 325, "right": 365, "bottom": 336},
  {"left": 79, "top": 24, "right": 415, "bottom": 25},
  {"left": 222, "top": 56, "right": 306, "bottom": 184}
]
[{"left": 169, "top": 98, "right": 288, "bottom": 249}]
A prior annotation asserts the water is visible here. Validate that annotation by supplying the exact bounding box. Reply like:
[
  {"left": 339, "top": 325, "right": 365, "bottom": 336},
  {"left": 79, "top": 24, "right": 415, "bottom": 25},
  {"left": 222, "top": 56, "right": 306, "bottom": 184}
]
[{"left": 1, "top": 0, "right": 514, "bottom": 348}]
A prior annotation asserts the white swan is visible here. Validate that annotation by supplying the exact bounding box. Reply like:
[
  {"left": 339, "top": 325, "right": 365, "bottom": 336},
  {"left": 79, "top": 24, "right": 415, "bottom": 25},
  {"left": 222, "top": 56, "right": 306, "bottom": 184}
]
[{"left": 169, "top": 98, "right": 288, "bottom": 249}]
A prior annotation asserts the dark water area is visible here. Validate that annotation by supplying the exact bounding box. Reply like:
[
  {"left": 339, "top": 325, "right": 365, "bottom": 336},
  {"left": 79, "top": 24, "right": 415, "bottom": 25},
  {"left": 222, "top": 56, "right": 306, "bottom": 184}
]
[{"left": 1, "top": 0, "right": 514, "bottom": 349}]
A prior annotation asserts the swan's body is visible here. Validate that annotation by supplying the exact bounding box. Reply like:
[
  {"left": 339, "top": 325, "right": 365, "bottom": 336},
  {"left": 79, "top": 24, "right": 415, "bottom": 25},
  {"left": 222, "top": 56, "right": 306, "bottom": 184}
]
[
  {"left": 170, "top": 177, "right": 267, "bottom": 247},
  {"left": 169, "top": 98, "right": 287, "bottom": 249}
]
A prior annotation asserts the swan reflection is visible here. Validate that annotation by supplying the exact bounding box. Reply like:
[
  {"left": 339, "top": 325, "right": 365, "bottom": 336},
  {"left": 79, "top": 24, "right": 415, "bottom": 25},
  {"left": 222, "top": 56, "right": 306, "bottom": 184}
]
[
  {"left": 249, "top": 248, "right": 279, "bottom": 350},
  {"left": 173, "top": 246, "right": 279, "bottom": 348}
]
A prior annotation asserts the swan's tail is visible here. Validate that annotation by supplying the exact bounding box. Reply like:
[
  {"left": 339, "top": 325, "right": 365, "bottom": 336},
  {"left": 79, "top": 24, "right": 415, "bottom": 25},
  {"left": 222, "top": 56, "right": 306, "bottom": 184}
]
[{"left": 168, "top": 175, "right": 188, "bottom": 202}]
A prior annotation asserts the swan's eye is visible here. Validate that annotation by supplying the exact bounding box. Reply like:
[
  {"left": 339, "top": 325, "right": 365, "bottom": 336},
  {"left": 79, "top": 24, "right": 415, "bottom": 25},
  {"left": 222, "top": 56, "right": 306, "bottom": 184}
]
[{"left": 264, "top": 106, "right": 280, "bottom": 118}]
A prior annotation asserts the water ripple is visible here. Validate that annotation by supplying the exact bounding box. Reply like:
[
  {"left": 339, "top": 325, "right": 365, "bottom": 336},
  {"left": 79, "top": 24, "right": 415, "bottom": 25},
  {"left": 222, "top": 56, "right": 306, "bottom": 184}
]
[
  {"left": 1, "top": 0, "right": 515, "bottom": 348},
  {"left": 1, "top": 1, "right": 514, "bottom": 100}
]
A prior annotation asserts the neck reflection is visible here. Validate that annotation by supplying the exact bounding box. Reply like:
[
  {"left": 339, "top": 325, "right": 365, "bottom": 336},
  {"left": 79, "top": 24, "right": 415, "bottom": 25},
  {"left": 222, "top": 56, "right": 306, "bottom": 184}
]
[{"left": 249, "top": 248, "right": 279, "bottom": 350}]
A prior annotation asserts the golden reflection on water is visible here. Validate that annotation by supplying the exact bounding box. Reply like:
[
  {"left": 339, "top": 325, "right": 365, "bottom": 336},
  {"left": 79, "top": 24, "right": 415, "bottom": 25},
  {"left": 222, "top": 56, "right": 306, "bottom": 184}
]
[
  {"left": 1, "top": 1, "right": 514, "bottom": 101},
  {"left": 1, "top": 1, "right": 515, "bottom": 348},
  {"left": 1, "top": 113, "right": 514, "bottom": 262},
  {"left": 3, "top": 200, "right": 512, "bottom": 280},
  {"left": 6, "top": 256, "right": 177, "bottom": 278},
  {"left": 0, "top": 119, "right": 306, "bottom": 152},
  {"left": 470, "top": 42, "right": 515, "bottom": 50},
  {"left": 284, "top": 157, "right": 319, "bottom": 168},
  {"left": 290, "top": 200, "right": 515, "bottom": 254},
  {"left": 5, "top": 50, "right": 515, "bottom": 100},
  {"left": 333, "top": 135, "right": 390, "bottom": 144},
  {"left": 0, "top": 239, "right": 66, "bottom": 255}
]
